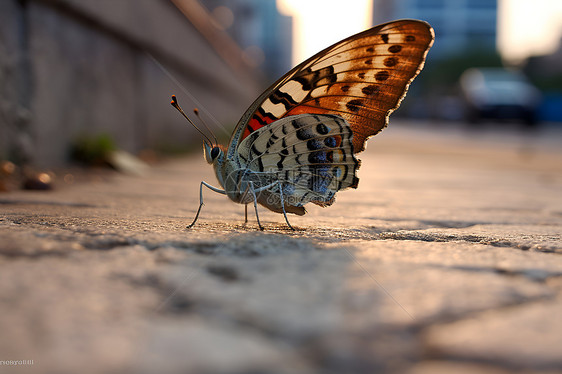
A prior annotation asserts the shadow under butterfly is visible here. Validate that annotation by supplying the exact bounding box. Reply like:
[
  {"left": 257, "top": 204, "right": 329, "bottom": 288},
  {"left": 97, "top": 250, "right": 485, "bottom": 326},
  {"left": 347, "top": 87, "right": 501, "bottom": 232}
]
[{"left": 171, "top": 19, "right": 434, "bottom": 230}]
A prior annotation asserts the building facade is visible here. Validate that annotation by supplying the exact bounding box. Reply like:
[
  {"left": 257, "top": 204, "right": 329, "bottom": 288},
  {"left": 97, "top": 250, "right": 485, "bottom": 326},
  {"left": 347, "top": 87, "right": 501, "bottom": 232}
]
[
  {"left": 372, "top": 0, "right": 498, "bottom": 59},
  {"left": 203, "top": 0, "right": 293, "bottom": 81},
  {"left": 0, "top": 0, "right": 261, "bottom": 167}
]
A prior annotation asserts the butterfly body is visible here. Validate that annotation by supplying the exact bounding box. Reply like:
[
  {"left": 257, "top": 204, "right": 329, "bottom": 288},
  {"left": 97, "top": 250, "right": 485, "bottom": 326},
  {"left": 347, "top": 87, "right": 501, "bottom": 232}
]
[
  {"left": 208, "top": 113, "right": 360, "bottom": 216},
  {"left": 176, "top": 20, "right": 434, "bottom": 229}
]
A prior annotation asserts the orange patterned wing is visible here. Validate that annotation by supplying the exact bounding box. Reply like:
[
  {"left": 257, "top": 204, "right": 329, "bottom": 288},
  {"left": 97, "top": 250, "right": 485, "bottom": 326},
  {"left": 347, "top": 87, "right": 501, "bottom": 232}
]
[{"left": 229, "top": 19, "right": 434, "bottom": 154}]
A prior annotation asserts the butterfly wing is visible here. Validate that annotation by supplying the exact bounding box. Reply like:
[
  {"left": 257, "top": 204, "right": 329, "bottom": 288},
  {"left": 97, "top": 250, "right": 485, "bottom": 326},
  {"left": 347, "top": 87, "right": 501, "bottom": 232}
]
[
  {"left": 227, "top": 19, "right": 434, "bottom": 154},
  {"left": 236, "top": 114, "right": 359, "bottom": 214}
]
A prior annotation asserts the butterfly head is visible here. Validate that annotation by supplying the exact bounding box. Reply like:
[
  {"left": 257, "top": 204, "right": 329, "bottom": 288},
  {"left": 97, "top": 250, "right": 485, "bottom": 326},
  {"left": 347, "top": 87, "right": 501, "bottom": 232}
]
[{"left": 203, "top": 142, "right": 224, "bottom": 165}]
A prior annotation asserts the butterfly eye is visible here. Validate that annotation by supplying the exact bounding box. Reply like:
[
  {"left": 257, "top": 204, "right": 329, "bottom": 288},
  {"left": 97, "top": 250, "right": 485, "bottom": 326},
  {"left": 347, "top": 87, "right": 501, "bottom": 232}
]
[{"left": 210, "top": 147, "right": 220, "bottom": 159}]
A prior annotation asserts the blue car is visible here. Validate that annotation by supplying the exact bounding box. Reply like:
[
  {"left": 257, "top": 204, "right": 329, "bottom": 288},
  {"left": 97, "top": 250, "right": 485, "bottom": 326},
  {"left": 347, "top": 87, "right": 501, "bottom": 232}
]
[{"left": 460, "top": 68, "right": 542, "bottom": 126}]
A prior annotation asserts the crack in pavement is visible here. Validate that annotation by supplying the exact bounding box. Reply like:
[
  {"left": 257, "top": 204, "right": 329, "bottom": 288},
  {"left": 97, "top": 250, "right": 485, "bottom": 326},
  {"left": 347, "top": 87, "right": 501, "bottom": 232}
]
[{"left": 2, "top": 216, "right": 559, "bottom": 257}]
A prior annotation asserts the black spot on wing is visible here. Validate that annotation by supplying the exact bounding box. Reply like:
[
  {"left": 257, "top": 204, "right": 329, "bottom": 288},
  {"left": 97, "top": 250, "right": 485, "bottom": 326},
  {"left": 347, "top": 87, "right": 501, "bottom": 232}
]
[
  {"left": 251, "top": 143, "right": 261, "bottom": 157},
  {"left": 346, "top": 99, "right": 364, "bottom": 112},
  {"left": 280, "top": 137, "right": 289, "bottom": 155},
  {"left": 277, "top": 155, "right": 286, "bottom": 170},
  {"left": 384, "top": 57, "right": 398, "bottom": 67},
  {"left": 246, "top": 131, "right": 260, "bottom": 148},
  {"left": 255, "top": 107, "right": 279, "bottom": 125},
  {"left": 269, "top": 87, "right": 299, "bottom": 111},
  {"left": 266, "top": 132, "right": 279, "bottom": 147},
  {"left": 297, "top": 128, "right": 314, "bottom": 140},
  {"left": 324, "top": 136, "right": 336, "bottom": 147},
  {"left": 250, "top": 115, "right": 264, "bottom": 128},
  {"left": 307, "top": 139, "right": 324, "bottom": 150},
  {"left": 316, "top": 123, "right": 330, "bottom": 135},
  {"left": 375, "top": 71, "right": 390, "bottom": 81},
  {"left": 294, "top": 66, "right": 337, "bottom": 91},
  {"left": 292, "top": 119, "right": 314, "bottom": 140},
  {"left": 362, "top": 85, "right": 379, "bottom": 96},
  {"left": 308, "top": 151, "right": 328, "bottom": 164}
]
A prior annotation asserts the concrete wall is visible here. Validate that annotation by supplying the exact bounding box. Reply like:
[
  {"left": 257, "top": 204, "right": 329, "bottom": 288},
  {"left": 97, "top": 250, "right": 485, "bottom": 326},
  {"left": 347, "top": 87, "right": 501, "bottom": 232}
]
[{"left": 0, "top": 0, "right": 261, "bottom": 167}]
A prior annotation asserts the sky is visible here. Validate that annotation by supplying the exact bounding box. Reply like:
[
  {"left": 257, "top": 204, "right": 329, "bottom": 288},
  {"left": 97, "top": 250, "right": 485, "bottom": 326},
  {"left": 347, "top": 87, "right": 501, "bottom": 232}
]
[
  {"left": 278, "top": 0, "right": 562, "bottom": 65},
  {"left": 499, "top": 0, "right": 562, "bottom": 62},
  {"left": 277, "top": 0, "right": 373, "bottom": 65}
]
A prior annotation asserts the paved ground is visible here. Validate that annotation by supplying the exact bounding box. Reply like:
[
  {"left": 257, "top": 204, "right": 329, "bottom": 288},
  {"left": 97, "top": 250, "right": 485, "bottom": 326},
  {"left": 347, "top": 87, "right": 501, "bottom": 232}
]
[{"left": 1, "top": 121, "right": 561, "bottom": 374}]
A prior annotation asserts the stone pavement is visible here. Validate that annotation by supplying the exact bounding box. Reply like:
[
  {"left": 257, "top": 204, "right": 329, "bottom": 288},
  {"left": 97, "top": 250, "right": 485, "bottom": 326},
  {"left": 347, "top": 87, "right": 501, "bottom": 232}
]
[{"left": 1, "top": 121, "right": 561, "bottom": 374}]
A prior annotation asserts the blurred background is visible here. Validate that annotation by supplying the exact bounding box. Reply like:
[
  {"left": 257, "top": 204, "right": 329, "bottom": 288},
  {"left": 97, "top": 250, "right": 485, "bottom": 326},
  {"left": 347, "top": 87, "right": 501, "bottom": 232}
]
[{"left": 1, "top": 0, "right": 561, "bottom": 171}]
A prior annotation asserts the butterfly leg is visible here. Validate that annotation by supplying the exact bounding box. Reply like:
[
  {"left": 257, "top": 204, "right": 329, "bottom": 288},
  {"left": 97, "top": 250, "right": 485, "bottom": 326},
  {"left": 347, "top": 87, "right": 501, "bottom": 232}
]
[
  {"left": 277, "top": 181, "right": 295, "bottom": 231},
  {"left": 187, "top": 181, "right": 226, "bottom": 229},
  {"left": 244, "top": 204, "right": 249, "bottom": 224},
  {"left": 247, "top": 181, "right": 264, "bottom": 230}
]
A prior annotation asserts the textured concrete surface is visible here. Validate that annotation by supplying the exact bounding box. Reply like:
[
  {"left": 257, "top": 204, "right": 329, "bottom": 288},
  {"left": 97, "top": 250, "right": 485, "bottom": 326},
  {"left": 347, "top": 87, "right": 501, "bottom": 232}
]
[{"left": 1, "top": 121, "right": 561, "bottom": 374}]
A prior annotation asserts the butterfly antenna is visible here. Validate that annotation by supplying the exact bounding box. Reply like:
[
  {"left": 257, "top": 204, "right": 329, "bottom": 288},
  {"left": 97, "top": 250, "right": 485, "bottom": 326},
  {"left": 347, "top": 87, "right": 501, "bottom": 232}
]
[
  {"left": 170, "top": 95, "right": 214, "bottom": 146},
  {"left": 193, "top": 108, "right": 218, "bottom": 146}
]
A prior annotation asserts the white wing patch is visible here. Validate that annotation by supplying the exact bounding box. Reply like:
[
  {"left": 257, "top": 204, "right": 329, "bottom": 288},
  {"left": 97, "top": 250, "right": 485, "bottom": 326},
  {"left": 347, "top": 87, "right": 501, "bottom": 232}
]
[
  {"left": 261, "top": 98, "right": 288, "bottom": 118},
  {"left": 278, "top": 80, "right": 308, "bottom": 103}
]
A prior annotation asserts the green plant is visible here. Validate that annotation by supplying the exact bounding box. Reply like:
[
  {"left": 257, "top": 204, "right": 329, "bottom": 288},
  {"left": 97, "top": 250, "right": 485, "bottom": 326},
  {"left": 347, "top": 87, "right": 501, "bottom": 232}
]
[{"left": 70, "top": 133, "right": 116, "bottom": 165}]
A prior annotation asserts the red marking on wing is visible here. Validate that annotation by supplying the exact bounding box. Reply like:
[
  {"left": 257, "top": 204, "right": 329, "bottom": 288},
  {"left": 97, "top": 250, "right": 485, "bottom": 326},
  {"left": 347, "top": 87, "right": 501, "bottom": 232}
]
[
  {"left": 243, "top": 115, "right": 275, "bottom": 139},
  {"left": 242, "top": 106, "right": 332, "bottom": 141},
  {"left": 285, "top": 107, "right": 330, "bottom": 116}
]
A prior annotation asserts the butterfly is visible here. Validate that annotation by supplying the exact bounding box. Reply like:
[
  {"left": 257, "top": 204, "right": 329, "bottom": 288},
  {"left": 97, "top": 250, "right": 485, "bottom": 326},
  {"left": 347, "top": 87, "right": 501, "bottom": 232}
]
[{"left": 172, "top": 19, "right": 434, "bottom": 230}]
